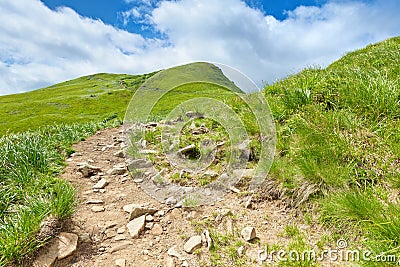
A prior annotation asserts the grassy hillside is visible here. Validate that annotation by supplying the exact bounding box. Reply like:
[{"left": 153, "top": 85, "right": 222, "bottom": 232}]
[
  {"left": 264, "top": 36, "right": 400, "bottom": 265},
  {"left": 0, "top": 73, "right": 155, "bottom": 135}
]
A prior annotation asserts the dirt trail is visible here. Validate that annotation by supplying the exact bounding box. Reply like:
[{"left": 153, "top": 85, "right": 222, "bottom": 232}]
[{"left": 35, "top": 126, "right": 333, "bottom": 267}]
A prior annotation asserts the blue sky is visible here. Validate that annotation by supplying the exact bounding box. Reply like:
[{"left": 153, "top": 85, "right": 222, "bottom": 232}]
[{"left": 0, "top": 0, "right": 399, "bottom": 95}]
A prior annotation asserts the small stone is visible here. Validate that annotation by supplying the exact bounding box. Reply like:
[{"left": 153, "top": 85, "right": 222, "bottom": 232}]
[
  {"left": 237, "top": 246, "right": 244, "bottom": 256},
  {"left": 114, "top": 150, "right": 125, "bottom": 158},
  {"left": 204, "top": 230, "right": 212, "bottom": 250},
  {"left": 115, "top": 258, "right": 126, "bottom": 267},
  {"left": 126, "top": 215, "right": 146, "bottom": 238},
  {"left": 150, "top": 223, "right": 163, "bottom": 236},
  {"left": 145, "top": 215, "right": 154, "bottom": 222},
  {"left": 156, "top": 210, "right": 165, "bottom": 217},
  {"left": 141, "top": 139, "right": 147, "bottom": 148},
  {"left": 241, "top": 226, "right": 256, "bottom": 241},
  {"left": 245, "top": 195, "right": 253, "bottom": 209},
  {"left": 107, "top": 164, "right": 127, "bottom": 175},
  {"left": 183, "top": 235, "right": 202, "bottom": 254},
  {"left": 182, "top": 261, "right": 189, "bottom": 267},
  {"left": 79, "top": 233, "right": 91, "bottom": 243},
  {"left": 57, "top": 232, "right": 78, "bottom": 259},
  {"left": 117, "top": 226, "right": 125, "bottom": 234},
  {"left": 114, "top": 234, "right": 126, "bottom": 241},
  {"left": 104, "top": 221, "right": 118, "bottom": 229},
  {"left": 165, "top": 197, "right": 177, "bottom": 206},
  {"left": 92, "top": 178, "right": 108, "bottom": 189},
  {"left": 127, "top": 158, "right": 153, "bottom": 169},
  {"left": 165, "top": 257, "right": 175, "bottom": 267},
  {"left": 145, "top": 222, "right": 154, "bottom": 230},
  {"left": 178, "top": 144, "right": 196, "bottom": 154},
  {"left": 77, "top": 163, "right": 101, "bottom": 177},
  {"left": 229, "top": 186, "right": 241, "bottom": 193},
  {"left": 105, "top": 229, "right": 117, "bottom": 239},
  {"left": 167, "top": 246, "right": 185, "bottom": 261},
  {"left": 86, "top": 199, "right": 104, "bottom": 204},
  {"left": 123, "top": 204, "right": 158, "bottom": 220},
  {"left": 110, "top": 241, "right": 132, "bottom": 253},
  {"left": 91, "top": 206, "right": 105, "bottom": 212}
]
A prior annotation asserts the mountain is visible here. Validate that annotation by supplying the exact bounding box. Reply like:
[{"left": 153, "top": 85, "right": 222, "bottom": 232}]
[{"left": 0, "top": 62, "right": 244, "bottom": 135}]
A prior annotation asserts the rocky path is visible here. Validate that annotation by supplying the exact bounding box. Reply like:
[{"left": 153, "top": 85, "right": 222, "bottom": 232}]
[{"left": 33, "top": 127, "right": 333, "bottom": 267}]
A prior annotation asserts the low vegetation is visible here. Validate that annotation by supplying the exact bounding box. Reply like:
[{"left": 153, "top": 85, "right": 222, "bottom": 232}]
[
  {"left": 0, "top": 120, "right": 120, "bottom": 265},
  {"left": 264, "top": 36, "right": 400, "bottom": 266}
]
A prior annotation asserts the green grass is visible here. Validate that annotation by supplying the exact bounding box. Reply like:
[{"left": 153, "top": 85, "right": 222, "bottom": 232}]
[
  {"left": 0, "top": 72, "right": 156, "bottom": 135},
  {"left": 0, "top": 120, "right": 120, "bottom": 265},
  {"left": 264, "top": 36, "right": 400, "bottom": 265}
]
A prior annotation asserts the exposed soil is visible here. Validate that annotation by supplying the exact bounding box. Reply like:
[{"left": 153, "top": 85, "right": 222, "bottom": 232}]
[{"left": 33, "top": 126, "right": 338, "bottom": 267}]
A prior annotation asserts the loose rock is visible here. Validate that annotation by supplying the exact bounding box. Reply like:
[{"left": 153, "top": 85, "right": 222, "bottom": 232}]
[
  {"left": 77, "top": 163, "right": 101, "bottom": 177},
  {"left": 123, "top": 204, "right": 158, "bottom": 220},
  {"left": 126, "top": 215, "right": 146, "bottom": 238},
  {"left": 92, "top": 178, "right": 108, "bottom": 189},
  {"left": 183, "top": 235, "right": 202, "bottom": 254},
  {"left": 107, "top": 164, "right": 127, "bottom": 175},
  {"left": 91, "top": 206, "right": 105, "bottom": 213},
  {"left": 241, "top": 226, "right": 257, "bottom": 241},
  {"left": 115, "top": 258, "right": 126, "bottom": 267},
  {"left": 167, "top": 246, "right": 185, "bottom": 261},
  {"left": 150, "top": 223, "right": 163, "bottom": 236}
]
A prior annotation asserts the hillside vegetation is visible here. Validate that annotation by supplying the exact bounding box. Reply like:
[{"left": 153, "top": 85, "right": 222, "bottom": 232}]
[
  {"left": 0, "top": 73, "right": 154, "bottom": 134},
  {"left": 0, "top": 36, "right": 399, "bottom": 266},
  {"left": 264, "top": 36, "right": 400, "bottom": 265}
]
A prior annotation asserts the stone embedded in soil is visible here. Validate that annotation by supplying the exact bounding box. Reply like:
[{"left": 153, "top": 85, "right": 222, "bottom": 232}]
[
  {"left": 150, "top": 223, "right": 163, "bottom": 236},
  {"left": 126, "top": 215, "right": 146, "bottom": 238},
  {"left": 77, "top": 163, "right": 101, "bottom": 177},
  {"left": 117, "top": 226, "right": 125, "bottom": 234},
  {"left": 241, "top": 226, "right": 257, "bottom": 241},
  {"left": 183, "top": 235, "right": 202, "bottom": 254},
  {"left": 145, "top": 215, "right": 154, "bottom": 222},
  {"left": 34, "top": 233, "right": 78, "bottom": 267},
  {"left": 165, "top": 197, "right": 177, "bottom": 206},
  {"left": 115, "top": 258, "right": 126, "bottom": 267},
  {"left": 166, "top": 257, "right": 175, "bottom": 267},
  {"left": 86, "top": 199, "right": 104, "bottom": 204},
  {"left": 114, "top": 234, "right": 126, "bottom": 241},
  {"left": 91, "top": 206, "right": 105, "bottom": 212},
  {"left": 245, "top": 195, "right": 253, "bottom": 209},
  {"left": 114, "top": 150, "right": 125, "bottom": 158},
  {"left": 167, "top": 246, "right": 186, "bottom": 261},
  {"left": 56, "top": 232, "right": 78, "bottom": 259},
  {"left": 178, "top": 144, "right": 196, "bottom": 154},
  {"left": 110, "top": 241, "right": 132, "bottom": 253},
  {"left": 237, "top": 246, "right": 244, "bottom": 256},
  {"left": 107, "top": 164, "right": 127, "bottom": 175},
  {"left": 127, "top": 158, "right": 153, "bottom": 169},
  {"left": 92, "top": 178, "right": 108, "bottom": 189},
  {"left": 123, "top": 204, "right": 158, "bottom": 220}
]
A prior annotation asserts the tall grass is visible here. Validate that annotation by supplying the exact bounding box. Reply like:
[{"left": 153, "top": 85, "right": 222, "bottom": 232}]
[
  {"left": 0, "top": 120, "right": 120, "bottom": 265},
  {"left": 264, "top": 36, "right": 400, "bottom": 265}
]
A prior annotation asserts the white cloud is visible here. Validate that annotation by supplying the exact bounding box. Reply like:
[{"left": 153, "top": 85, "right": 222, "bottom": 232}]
[{"left": 0, "top": 0, "right": 399, "bottom": 95}]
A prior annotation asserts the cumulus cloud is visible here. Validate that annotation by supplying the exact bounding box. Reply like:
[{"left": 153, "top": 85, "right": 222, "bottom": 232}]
[{"left": 0, "top": 0, "right": 399, "bottom": 95}]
